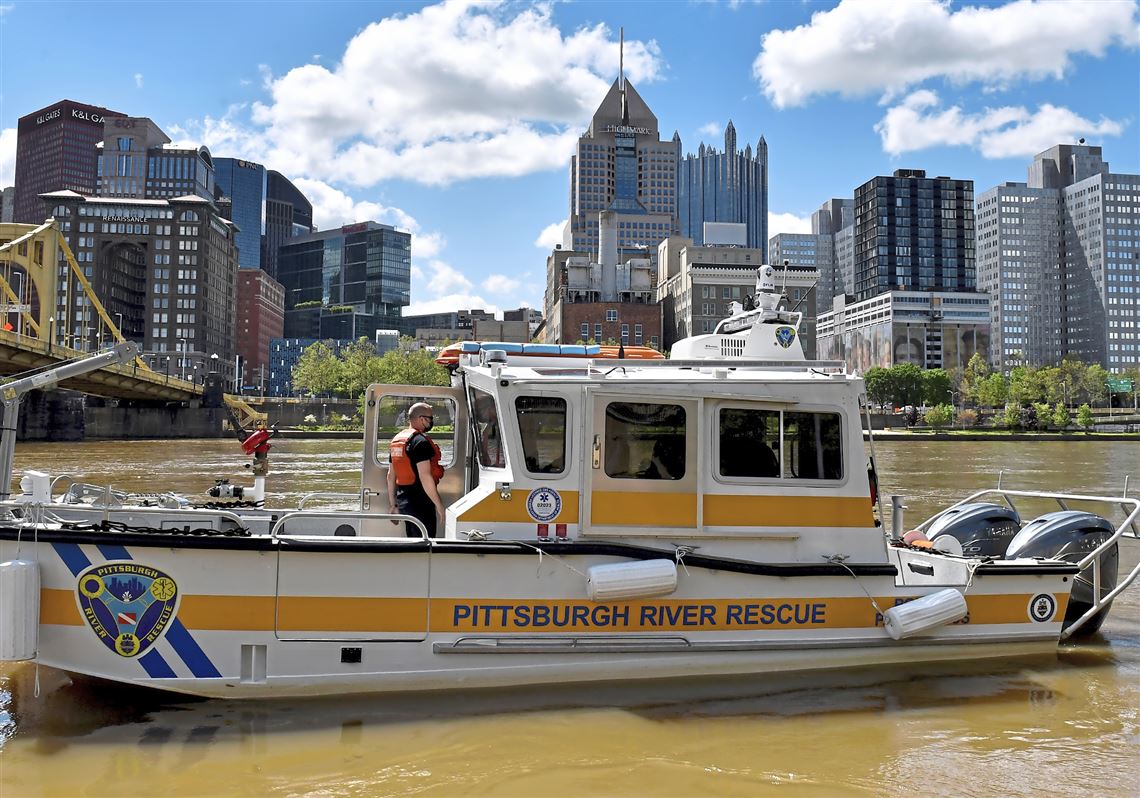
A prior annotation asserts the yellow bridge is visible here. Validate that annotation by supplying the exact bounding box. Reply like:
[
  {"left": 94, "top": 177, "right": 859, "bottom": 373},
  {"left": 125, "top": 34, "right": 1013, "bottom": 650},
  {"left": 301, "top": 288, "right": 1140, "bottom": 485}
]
[{"left": 1, "top": 220, "right": 264, "bottom": 426}]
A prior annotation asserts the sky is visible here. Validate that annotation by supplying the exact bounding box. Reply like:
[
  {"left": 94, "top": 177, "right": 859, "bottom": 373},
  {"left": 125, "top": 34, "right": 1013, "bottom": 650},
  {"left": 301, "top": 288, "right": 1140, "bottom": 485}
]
[{"left": 1, "top": 0, "right": 1137, "bottom": 317}]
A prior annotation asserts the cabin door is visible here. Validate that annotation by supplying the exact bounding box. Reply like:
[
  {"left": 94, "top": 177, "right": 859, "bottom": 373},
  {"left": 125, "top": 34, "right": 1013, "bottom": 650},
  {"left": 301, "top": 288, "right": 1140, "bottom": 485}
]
[
  {"left": 361, "top": 384, "right": 470, "bottom": 513},
  {"left": 583, "top": 393, "right": 700, "bottom": 536}
]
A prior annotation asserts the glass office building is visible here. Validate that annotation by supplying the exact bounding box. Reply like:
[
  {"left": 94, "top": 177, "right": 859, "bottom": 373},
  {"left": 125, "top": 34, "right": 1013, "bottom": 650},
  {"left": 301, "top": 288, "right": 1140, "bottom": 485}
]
[
  {"left": 263, "top": 170, "right": 315, "bottom": 279},
  {"left": 277, "top": 221, "right": 411, "bottom": 339},
  {"left": 677, "top": 122, "right": 768, "bottom": 249},
  {"left": 215, "top": 158, "right": 266, "bottom": 269}
]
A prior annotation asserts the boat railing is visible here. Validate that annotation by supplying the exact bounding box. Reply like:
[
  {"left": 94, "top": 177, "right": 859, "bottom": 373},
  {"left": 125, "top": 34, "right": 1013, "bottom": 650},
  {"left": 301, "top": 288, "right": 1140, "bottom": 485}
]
[
  {"left": 271, "top": 510, "right": 429, "bottom": 539},
  {"left": 585, "top": 358, "right": 849, "bottom": 373},
  {"left": 915, "top": 485, "right": 1140, "bottom": 640},
  {"left": 297, "top": 491, "right": 367, "bottom": 511},
  {"left": 0, "top": 500, "right": 251, "bottom": 532}
]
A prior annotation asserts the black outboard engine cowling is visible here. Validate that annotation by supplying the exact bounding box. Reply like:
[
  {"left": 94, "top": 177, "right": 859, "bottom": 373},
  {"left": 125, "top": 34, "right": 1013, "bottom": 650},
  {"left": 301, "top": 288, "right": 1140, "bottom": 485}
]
[
  {"left": 1005, "top": 510, "right": 1118, "bottom": 636},
  {"left": 925, "top": 502, "right": 1021, "bottom": 557}
]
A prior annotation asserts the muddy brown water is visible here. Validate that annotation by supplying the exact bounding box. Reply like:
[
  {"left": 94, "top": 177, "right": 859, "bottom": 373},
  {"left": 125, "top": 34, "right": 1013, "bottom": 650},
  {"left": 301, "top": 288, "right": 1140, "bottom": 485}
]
[{"left": 1, "top": 439, "right": 1138, "bottom": 797}]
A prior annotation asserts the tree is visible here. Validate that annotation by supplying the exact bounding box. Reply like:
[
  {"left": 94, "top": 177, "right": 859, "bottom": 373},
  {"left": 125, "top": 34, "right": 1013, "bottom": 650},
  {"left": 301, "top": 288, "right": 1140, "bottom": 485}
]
[
  {"left": 863, "top": 367, "right": 893, "bottom": 411},
  {"left": 1008, "top": 366, "right": 1045, "bottom": 405},
  {"left": 1052, "top": 403, "right": 1071, "bottom": 429},
  {"left": 1002, "top": 403, "right": 1021, "bottom": 429},
  {"left": 961, "top": 352, "right": 990, "bottom": 404},
  {"left": 975, "top": 373, "right": 1008, "bottom": 408},
  {"left": 1082, "top": 364, "right": 1109, "bottom": 407},
  {"left": 922, "top": 369, "right": 952, "bottom": 406},
  {"left": 338, "top": 338, "right": 386, "bottom": 399},
  {"left": 923, "top": 404, "right": 954, "bottom": 429},
  {"left": 291, "top": 341, "right": 343, "bottom": 397},
  {"left": 891, "top": 362, "right": 925, "bottom": 407},
  {"left": 1077, "top": 403, "right": 1095, "bottom": 430},
  {"left": 375, "top": 348, "right": 449, "bottom": 387}
]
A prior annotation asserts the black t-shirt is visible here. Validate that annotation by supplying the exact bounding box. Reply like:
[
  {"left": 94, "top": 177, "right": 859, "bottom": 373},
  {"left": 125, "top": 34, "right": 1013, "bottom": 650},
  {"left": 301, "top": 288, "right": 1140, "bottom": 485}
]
[{"left": 397, "top": 432, "right": 435, "bottom": 506}]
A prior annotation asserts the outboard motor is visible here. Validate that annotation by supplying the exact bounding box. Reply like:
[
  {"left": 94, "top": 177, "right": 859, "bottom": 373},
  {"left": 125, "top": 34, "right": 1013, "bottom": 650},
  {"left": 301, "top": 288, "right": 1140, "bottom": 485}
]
[
  {"left": 925, "top": 502, "right": 1021, "bottom": 557},
  {"left": 1005, "top": 510, "right": 1118, "bottom": 636}
]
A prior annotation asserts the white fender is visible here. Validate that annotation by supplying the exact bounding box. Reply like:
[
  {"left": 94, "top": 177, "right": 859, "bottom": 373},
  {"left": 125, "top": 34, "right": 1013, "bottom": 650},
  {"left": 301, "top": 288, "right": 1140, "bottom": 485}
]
[{"left": 0, "top": 559, "right": 40, "bottom": 661}]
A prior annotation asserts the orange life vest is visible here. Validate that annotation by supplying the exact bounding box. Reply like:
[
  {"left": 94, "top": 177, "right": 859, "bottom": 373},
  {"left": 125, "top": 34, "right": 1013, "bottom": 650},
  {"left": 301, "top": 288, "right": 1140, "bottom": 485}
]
[{"left": 389, "top": 429, "right": 444, "bottom": 486}]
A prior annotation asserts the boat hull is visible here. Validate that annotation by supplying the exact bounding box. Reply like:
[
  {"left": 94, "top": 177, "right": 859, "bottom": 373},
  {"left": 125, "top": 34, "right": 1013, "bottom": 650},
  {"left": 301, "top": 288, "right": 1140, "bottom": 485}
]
[{"left": 3, "top": 530, "right": 1075, "bottom": 699}]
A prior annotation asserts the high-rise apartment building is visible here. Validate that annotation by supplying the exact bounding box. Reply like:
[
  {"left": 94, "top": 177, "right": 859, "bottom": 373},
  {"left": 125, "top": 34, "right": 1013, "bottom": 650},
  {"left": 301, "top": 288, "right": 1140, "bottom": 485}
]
[
  {"left": 42, "top": 190, "right": 239, "bottom": 381},
  {"left": 214, "top": 158, "right": 266, "bottom": 270},
  {"left": 263, "top": 170, "right": 315, "bottom": 279},
  {"left": 13, "top": 100, "right": 124, "bottom": 223},
  {"left": 0, "top": 187, "right": 14, "bottom": 223},
  {"left": 677, "top": 122, "right": 768, "bottom": 249},
  {"left": 277, "top": 221, "right": 410, "bottom": 340},
  {"left": 236, "top": 269, "right": 284, "bottom": 391},
  {"left": 977, "top": 144, "right": 1138, "bottom": 370},
  {"left": 852, "top": 169, "right": 976, "bottom": 302}
]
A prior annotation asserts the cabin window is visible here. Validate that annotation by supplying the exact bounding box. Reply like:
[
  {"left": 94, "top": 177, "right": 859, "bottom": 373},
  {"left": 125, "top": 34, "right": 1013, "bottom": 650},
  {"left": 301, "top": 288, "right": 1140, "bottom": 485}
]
[
  {"left": 718, "top": 408, "right": 843, "bottom": 481},
  {"left": 374, "top": 395, "right": 456, "bottom": 468},
  {"left": 470, "top": 387, "right": 505, "bottom": 468},
  {"left": 604, "top": 402, "right": 685, "bottom": 480},
  {"left": 783, "top": 411, "right": 843, "bottom": 480},
  {"left": 515, "top": 396, "right": 566, "bottom": 474},
  {"left": 719, "top": 408, "right": 781, "bottom": 478}
]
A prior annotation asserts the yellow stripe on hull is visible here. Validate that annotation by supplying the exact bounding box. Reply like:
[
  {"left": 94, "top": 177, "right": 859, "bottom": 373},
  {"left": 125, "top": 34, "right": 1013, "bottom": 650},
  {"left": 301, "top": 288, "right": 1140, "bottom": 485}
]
[{"left": 39, "top": 589, "right": 1069, "bottom": 634}]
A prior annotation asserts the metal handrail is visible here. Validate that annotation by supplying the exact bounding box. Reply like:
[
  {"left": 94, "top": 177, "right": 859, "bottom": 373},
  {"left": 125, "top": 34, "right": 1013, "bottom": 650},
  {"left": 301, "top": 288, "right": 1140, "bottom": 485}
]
[
  {"left": 297, "top": 491, "right": 365, "bottom": 510},
  {"left": 271, "top": 510, "right": 429, "bottom": 539},
  {"left": 916, "top": 486, "right": 1140, "bottom": 639}
]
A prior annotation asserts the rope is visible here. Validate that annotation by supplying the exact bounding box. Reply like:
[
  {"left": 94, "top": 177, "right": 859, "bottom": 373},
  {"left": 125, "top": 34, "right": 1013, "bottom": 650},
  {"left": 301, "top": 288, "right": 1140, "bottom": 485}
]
[
  {"left": 674, "top": 544, "right": 698, "bottom": 577},
  {"left": 58, "top": 519, "right": 252, "bottom": 538},
  {"left": 514, "top": 540, "right": 590, "bottom": 580},
  {"left": 825, "top": 554, "right": 887, "bottom": 619}
]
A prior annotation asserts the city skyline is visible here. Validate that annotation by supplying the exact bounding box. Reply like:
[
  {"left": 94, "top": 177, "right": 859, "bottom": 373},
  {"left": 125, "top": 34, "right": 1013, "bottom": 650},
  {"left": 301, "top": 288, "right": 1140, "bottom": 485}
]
[{"left": 1, "top": 0, "right": 1137, "bottom": 316}]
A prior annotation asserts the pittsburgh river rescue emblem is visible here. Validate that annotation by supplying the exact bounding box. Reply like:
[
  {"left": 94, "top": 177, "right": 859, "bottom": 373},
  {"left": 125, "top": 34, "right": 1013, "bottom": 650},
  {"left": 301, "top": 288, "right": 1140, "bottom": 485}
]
[
  {"left": 526, "top": 487, "right": 562, "bottom": 523},
  {"left": 775, "top": 326, "right": 796, "bottom": 348},
  {"left": 76, "top": 563, "right": 179, "bottom": 657},
  {"left": 1028, "top": 593, "right": 1057, "bottom": 623}
]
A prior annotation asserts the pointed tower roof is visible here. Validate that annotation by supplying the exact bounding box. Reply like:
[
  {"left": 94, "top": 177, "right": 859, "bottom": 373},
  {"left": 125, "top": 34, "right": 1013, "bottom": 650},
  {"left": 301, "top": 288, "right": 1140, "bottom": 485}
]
[
  {"left": 588, "top": 78, "right": 659, "bottom": 137},
  {"left": 725, "top": 120, "right": 736, "bottom": 154}
]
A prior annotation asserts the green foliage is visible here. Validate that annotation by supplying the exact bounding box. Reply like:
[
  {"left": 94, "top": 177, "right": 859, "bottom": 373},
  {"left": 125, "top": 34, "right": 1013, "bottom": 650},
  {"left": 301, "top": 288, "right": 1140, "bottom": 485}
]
[
  {"left": 975, "top": 373, "right": 1008, "bottom": 408},
  {"left": 960, "top": 352, "right": 990, "bottom": 402},
  {"left": 291, "top": 341, "right": 343, "bottom": 397},
  {"left": 957, "top": 408, "right": 979, "bottom": 428},
  {"left": 1052, "top": 403, "right": 1071, "bottom": 429},
  {"left": 1082, "top": 365, "right": 1109, "bottom": 406},
  {"left": 923, "top": 404, "right": 954, "bottom": 428},
  {"left": 891, "top": 362, "right": 925, "bottom": 406},
  {"left": 1002, "top": 403, "right": 1021, "bottom": 429},
  {"left": 1077, "top": 403, "right": 1095, "bottom": 430},
  {"left": 863, "top": 367, "right": 892, "bottom": 410},
  {"left": 1033, "top": 402, "right": 1053, "bottom": 428},
  {"left": 922, "top": 369, "right": 952, "bottom": 406},
  {"left": 294, "top": 300, "right": 322, "bottom": 309}
]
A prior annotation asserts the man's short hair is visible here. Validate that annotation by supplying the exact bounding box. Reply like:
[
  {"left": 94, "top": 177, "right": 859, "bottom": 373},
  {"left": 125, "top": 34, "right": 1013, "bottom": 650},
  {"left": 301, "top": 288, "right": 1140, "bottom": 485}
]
[{"left": 409, "top": 402, "right": 433, "bottom": 419}]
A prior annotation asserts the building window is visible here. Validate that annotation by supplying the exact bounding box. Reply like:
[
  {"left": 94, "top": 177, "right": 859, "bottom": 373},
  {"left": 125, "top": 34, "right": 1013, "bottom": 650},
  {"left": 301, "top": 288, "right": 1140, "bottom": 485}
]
[
  {"left": 580, "top": 323, "right": 589, "bottom": 341},
  {"left": 606, "top": 309, "right": 618, "bottom": 322}
]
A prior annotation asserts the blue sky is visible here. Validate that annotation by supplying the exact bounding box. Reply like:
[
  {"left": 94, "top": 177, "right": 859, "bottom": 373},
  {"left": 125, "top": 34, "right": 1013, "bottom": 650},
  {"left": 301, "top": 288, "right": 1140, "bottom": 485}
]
[{"left": 1, "top": 0, "right": 1137, "bottom": 315}]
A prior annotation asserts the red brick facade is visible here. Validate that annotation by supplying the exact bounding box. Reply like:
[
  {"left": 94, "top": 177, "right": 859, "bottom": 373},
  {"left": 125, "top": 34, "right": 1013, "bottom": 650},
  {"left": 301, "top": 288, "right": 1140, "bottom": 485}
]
[
  {"left": 237, "top": 270, "right": 284, "bottom": 390},
  {"left": 554, "top": 301, "right": 662, "bottom": 348}
]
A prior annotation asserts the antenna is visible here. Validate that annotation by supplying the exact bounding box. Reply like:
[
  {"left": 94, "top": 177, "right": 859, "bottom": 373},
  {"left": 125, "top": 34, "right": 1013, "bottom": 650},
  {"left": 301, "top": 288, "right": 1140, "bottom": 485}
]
[
  {"left": 780, "top": 259, "right": 790, "bottom": 302},
  {"left": 619, "top": 27, "right": 625, "bottom": 91}
]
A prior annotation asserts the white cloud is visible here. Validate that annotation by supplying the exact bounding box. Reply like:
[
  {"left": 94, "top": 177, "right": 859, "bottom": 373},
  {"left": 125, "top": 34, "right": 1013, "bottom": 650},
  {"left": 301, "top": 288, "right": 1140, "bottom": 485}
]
[
  {"left": 405, "top": 293, "right": 501, "bottom": 318},
  {"left": 768, "top": 211, "right": 811, "bottom": 235},
  {"left": 414, "top": 231, "right": 445, "bottom": 260},
  {"left": 696, "top": 122, "right": 722, "bottom": 140},
  {"left": 420, "top": 259, "right": 474, "bottom": 296},
  {"left": 134, "top": 73, "right": 143, "bottom": 89},
  {"left": 230, "top": 0, "right": 663, "bottom": 187},
  {"left": 0, "top": 128, "right": 16, "bottom": 185},
  {"left": 290, "top": 177, "right": 417, "bottom": 231},
  {"left": 754, "top": 0, "right": 1140, "bottom": 108},
  {"left": 483, "top": 274, "right": 521, "bottom": 294},
  {"left": 875, "top": 90, "right": 1127, "bottom": 158},
  {"left": 534, "top": 219, "right": 566, "bottom": 249},
  {"left": 0, "top": 5, "right": 13, "bottom": 16}
]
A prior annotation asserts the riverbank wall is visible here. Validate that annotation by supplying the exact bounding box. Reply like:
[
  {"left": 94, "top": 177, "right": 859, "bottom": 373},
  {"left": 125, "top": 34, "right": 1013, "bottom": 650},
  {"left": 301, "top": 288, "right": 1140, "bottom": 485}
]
[{"left": 14, "top": 390, "right": 227, "bottom": 441}]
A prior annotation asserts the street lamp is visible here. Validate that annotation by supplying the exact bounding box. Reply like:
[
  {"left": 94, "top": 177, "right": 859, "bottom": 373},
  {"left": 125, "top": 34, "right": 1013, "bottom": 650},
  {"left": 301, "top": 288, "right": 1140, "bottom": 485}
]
[
  {"left": 114, "top": 313, "right": 124, "bottom": 340},
  {"left": 178, "top": 338, "right": 188, "bottom": 380},
  {"left": 47, "top": 316, "right": 54, "bottom": 353}
]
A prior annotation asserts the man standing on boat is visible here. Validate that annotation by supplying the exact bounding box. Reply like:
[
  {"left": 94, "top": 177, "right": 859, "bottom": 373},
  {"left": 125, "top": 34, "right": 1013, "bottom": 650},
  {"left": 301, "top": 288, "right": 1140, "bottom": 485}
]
[{"left": 387, "top": 402, "right": 445, "bottom": 538}]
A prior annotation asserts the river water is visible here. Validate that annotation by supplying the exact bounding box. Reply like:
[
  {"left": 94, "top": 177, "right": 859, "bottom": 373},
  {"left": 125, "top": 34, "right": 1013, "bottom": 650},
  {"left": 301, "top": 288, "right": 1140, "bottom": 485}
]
[{"left": 1, "top": 438, "right": 1138, "bottom": 797}]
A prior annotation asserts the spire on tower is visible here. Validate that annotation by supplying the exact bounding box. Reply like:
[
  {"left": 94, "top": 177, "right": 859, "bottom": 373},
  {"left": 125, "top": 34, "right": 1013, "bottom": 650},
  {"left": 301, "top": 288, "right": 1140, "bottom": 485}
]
[{"left": 619, "top": 27, "right": 629, "bottom": 126}]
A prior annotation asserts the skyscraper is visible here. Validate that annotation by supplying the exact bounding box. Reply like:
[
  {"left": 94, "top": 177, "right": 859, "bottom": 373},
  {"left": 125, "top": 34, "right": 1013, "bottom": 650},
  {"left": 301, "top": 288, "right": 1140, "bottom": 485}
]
[
  {"left": 677, "top": 121, "right": 768, "bottom": 249},
  {"left": 276, "top": 221, "right": 410, "bottom": 340},
  {"left": 13, "top": 100, "right": 124, "bottom": 223},
  {"left": 565, "top": 78, "right": 678, "bottom": 257},
  {"left": 214, "top": 158, "right": 266, "bottom": 270},
  {"left": 852, "top": 169, "right": 975, "bottom": 302},
  {"left": 976, "top": 144, "right": 1138, "bottom": 370},
  {"left": 263, "top": 170, "right": 314, "bottom": 279}
]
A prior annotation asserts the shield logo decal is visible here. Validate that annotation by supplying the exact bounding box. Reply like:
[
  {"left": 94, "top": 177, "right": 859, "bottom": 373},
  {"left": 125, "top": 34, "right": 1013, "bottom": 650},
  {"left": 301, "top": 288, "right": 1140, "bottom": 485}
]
[
  {"left": 775, "top": 326, "right": 796, "bottom": 349},
  {"left": 76, "top": 562, "right": 179, "bottom": 657}
]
